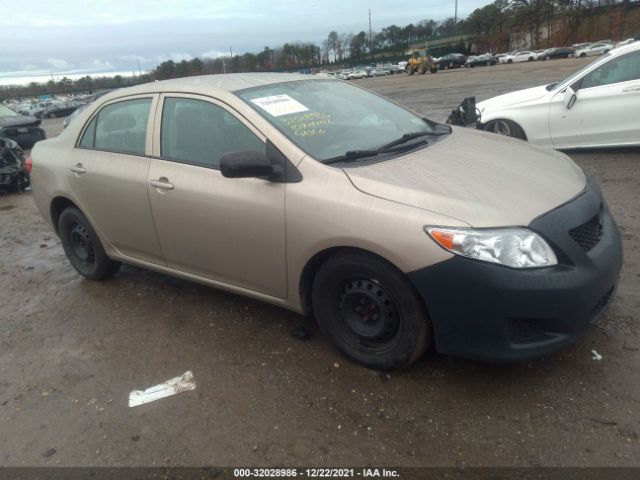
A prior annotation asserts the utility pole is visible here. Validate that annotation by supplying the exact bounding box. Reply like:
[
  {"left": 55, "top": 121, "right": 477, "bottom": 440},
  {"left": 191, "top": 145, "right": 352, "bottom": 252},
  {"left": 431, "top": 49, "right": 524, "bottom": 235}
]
[
  {"left": 454, "top": 0, "right": 458, "bottom": 33},
  {"left": 137, "top": 58, "right": 142, "bottom": 76},
  {"left": 368, "top": 9, "right": 373, "bottom": 59}
]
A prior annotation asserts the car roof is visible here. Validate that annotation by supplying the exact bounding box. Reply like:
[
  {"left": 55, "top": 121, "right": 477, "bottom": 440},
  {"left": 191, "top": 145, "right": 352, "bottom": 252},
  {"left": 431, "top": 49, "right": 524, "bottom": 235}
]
[
  {"left": 611, "top": 40, "right": 640, "bottom": 55},
  {"left": 104, "top": 73, "right": 318, "bottom": 98}
]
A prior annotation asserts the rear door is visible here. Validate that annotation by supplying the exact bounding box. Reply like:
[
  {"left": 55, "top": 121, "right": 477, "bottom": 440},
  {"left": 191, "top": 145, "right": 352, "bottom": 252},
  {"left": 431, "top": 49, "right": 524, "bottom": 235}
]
[
  {"left": 549, "top": 50, "right": 640, "bottom": 147},
  {"left": 146, "top": 94, "right": 287, "bottom": 298},
  {"left": 68, "top": 95, "right": 165, "bottom": 264}
]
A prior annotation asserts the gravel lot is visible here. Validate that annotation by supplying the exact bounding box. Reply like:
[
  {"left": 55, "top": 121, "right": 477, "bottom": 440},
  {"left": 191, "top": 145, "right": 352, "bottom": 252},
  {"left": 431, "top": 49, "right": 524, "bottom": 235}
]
[{"left": 1, "top": 58, "right": 639, "bottom": 467}]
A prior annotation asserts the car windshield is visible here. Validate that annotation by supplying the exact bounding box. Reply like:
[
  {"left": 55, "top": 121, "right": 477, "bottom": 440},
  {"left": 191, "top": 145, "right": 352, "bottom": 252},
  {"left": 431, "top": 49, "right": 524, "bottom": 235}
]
[
  {"left": 0, "top": 105, "right": 18, "bottom": 117},
  {"left": 237, "top": 79, "right": 439, "bottom": 162},
  {"left": 554, "top": 52, "right": 612, "bottom": 90}
]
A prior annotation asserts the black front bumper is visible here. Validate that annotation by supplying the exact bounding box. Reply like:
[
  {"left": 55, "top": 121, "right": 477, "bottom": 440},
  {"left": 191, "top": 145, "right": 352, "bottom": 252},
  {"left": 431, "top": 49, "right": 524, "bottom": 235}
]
[{"left": 408, "top": 177, "right": 623, "bottom": 362}]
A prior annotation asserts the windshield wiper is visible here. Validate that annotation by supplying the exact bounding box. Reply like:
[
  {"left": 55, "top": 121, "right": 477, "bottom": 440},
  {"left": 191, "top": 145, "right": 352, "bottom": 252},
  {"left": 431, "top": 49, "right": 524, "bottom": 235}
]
[
  {"left": 379, "top": 131, "right": 435, "bottom": 149},
  {"left": 324, "top": 138, "right": 429, "bottom": 165}
]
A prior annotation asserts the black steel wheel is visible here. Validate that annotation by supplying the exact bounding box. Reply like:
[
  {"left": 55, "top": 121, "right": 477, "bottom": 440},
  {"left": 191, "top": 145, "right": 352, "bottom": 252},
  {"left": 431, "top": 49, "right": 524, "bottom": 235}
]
[
  {"left": 312, "top": 251, "right": 431, "bottom": 370},
  {"left": 58, "top": 207, "right": 120, "bottom": 280}
]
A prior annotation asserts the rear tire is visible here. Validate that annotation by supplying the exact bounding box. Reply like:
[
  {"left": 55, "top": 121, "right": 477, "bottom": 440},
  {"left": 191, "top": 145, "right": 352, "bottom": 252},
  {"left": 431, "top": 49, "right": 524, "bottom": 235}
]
[
  {"left": 406, "top": 65, "right": 414, "bottom": 76},
  {"left": 312, "top": 251, "right": 431, "bottom": 370},
  {"left": 58, "top": 207, "right": 121, "bottom": 280}
]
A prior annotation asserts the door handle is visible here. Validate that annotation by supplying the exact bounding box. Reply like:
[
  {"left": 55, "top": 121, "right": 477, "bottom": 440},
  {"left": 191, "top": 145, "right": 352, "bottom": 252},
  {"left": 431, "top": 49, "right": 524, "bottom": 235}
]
[
  {"left": 69, "top": 164, "right": 86, "bottom": 175},
  {"left": 149, "top": 178, "right": 174, "bottom": 190},
  {"left": 622, "top": 86, "right": 640, "bottom": 92}
]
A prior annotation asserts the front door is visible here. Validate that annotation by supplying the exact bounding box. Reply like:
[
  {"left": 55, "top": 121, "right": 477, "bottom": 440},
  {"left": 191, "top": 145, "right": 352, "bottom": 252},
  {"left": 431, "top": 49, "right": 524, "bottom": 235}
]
[
  {"left": 550, "top": 49, "right": 640, "bottom": 148},
  {"left": 146, "top": 94, "right": 287, "bottom": 298}
]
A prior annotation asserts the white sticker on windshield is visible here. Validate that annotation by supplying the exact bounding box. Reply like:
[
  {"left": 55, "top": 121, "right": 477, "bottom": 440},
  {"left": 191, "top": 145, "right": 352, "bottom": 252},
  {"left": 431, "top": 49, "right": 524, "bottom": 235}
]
[{"left": 251, "top": 94, "right": 309, "bottom": 117}]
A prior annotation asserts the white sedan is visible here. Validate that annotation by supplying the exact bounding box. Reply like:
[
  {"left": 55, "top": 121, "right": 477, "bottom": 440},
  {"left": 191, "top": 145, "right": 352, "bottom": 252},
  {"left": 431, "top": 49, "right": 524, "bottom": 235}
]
[
  {"left": 575, "top": 42, "right": 613, "bottom": 57},
  {"left": 500, "top": 51, "right": 537, "bottom": 63},
  {"left": 477, "top": 42, "right": 640, "bottom": 149}
]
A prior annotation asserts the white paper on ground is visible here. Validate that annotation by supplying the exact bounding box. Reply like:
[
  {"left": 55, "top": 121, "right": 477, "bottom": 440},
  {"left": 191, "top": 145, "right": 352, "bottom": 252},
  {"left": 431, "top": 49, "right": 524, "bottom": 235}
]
[
  {"left": 250, "top": 94, "right": 309, "bottom": 117},
  {"left": 128, "top": 370, "right": 196, "bottom": 407}
]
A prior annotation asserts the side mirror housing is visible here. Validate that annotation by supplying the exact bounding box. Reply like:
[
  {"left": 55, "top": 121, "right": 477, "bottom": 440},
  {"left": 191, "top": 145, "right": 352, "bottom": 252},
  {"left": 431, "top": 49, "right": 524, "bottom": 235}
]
[
  {"left": 564, "top": 86, "right": 577, "bottom": 109},
  {"left": 220, "top": 150, "right": 273, "bottom": 179}
]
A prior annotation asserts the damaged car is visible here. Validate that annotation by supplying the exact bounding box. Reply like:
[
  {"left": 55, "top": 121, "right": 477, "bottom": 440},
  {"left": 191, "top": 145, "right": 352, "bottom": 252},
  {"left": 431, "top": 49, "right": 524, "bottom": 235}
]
[
  {"left": 462, "top": 42, "right": 640, "bottom": 149},
  {"left": 0, "top": 104, "right": 46, "bottom": 149},
  {"left": 0, "top": 137, "right": 30, "bottom": 192}
]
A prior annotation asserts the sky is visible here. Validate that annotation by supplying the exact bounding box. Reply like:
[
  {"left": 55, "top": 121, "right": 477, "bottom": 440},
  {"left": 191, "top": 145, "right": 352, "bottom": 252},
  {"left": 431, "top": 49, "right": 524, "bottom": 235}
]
[{"left": 0, "top": 0, "right": 489, "bottom": 85}]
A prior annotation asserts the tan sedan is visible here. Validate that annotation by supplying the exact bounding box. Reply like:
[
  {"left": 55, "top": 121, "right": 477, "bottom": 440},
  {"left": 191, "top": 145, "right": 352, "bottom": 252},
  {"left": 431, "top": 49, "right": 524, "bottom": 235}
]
[{"left": 31, "top": 73, "right": 622, "bottom": 369}]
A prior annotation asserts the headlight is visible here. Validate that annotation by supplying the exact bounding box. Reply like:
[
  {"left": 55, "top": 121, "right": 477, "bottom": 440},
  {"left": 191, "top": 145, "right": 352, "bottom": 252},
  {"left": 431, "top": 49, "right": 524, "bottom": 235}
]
[{"left": 425, "top": 226, "right": 557, "bottom": 268}]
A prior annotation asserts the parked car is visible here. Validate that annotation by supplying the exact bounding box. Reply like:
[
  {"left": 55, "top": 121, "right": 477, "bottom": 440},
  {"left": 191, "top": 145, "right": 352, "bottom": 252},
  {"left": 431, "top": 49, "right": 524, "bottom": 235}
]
[
  {"left": 31, "top": 73, "right": 622, "bottom": 368},
  {"left": 477, "top": 42, "right": 640, "bottom": 149},
  {"left": 346, "top": 70, "right": 367, "bottom": 79},
  {"left": 575, "top": 42, "right": 612, "bottom": 57},
  {"left": 501, "top": 51, "right": 537, "bottom": 63},
  {"left": 437, "top": 53, "right": 466, "bottom": 70},
  {"left": 38, "top": 101, "right": 82, "bottom": 119},
  {"left": 539, "top": 47, "right": 575, "bottom": 60},
  {"left": 615, "top": 37, "right": 638, "bottom": 48},
  {"left": 465, "top": 53, "right": 498, "bottom": 67},
  {"left": 63, "top": 90, "right": 115, "bottom": 128},
  {"left": 0, "top": 104, "right": 46, "bottom": 149},
  {"left": 0, "top": 137, "right": 30, "bottom": 192},
  {"left": 369, "top": 68, "right": 390, "bottom": 77}
]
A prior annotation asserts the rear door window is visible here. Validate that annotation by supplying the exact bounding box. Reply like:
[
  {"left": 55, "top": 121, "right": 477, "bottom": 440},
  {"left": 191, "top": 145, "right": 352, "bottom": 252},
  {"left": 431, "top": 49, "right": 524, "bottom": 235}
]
[{"left": 79, "top": 98, "right": 151, "bottom": 155}]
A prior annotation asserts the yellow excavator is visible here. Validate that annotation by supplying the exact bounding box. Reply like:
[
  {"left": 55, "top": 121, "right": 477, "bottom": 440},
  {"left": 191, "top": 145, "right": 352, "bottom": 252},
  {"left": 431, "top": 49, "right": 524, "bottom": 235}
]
[{"left": 405, "top": 49, "right": 438, "bottom": 75}]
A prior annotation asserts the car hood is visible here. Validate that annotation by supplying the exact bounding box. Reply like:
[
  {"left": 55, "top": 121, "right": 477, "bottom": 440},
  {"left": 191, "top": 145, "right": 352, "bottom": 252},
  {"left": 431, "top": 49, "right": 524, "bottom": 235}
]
[
  {"left": 0, "top": 114, "right": 40, "bottom": 128},
  {"left": 343, "top": 127, "right": 586, "bottom": 228},
  {"left": 477, "top": 84, "right": 550, "bottom": 111}
]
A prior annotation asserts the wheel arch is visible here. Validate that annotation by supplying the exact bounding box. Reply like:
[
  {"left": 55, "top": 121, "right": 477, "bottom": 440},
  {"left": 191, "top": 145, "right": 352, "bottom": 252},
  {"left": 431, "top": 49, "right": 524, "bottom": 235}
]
[
  {"left": 50, "top": 196, "right": 79, "bottom": 234},
  {"left": 482, "top": 116, "right": 529, "bottom": 141},
  {"left": 298, "top": 245, "right": 418, "bottom": 318}
]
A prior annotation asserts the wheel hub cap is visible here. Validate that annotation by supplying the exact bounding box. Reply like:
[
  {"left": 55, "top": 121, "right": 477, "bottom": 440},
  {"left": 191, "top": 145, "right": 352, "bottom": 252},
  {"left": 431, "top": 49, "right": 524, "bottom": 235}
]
[{"left": 339, "top": 279, "right": 398, "bottom": 341}]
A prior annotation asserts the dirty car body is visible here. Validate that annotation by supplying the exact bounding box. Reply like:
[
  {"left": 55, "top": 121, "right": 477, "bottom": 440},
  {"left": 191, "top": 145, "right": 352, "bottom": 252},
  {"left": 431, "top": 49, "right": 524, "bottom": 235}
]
[{"left": 30, "top": 73, "right": 622, "bottom": 368}]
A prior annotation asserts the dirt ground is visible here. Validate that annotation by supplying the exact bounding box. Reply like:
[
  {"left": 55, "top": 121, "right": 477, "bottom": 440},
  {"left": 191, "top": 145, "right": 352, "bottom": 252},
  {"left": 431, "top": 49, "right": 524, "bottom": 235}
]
[{"left": 0, "top": 58, "right": 639, "bottom": 467}]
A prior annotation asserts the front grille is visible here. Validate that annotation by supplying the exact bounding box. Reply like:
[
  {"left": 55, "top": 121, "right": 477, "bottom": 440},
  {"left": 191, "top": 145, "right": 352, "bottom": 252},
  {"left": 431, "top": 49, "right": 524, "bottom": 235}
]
[{"left": 569, "top": 215, "right": 602, "bottom": 252}]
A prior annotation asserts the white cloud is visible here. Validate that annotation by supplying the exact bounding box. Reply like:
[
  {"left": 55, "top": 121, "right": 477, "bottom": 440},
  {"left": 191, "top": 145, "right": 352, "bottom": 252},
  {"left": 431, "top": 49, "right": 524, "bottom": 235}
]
[
  {"left": 202, "top": 50, "right": 228, "bottom": 59},
  {"left": 90, "top": 59, "right": 114, "bottom": 69},
  {"left": 119, "top": 54, "right": 152, "bottom": 63},
  {"left": 156, "top": 53, "right": 194, "bottom": 63},
  {"left": 46, "top": 58, "right": 73, "bottom": 70}
]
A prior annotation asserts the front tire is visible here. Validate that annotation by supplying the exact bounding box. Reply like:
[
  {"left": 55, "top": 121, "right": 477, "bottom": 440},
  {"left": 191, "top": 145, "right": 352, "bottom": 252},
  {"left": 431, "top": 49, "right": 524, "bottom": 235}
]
[
  {"left": 485, "top": 119, "right": 526, "bottom": 140},
  {"left": 58, "top": 207, "right": 121, "bottom": 280},
  {"left": 312, "top": 252, "right": 431, "bottom": 370}
]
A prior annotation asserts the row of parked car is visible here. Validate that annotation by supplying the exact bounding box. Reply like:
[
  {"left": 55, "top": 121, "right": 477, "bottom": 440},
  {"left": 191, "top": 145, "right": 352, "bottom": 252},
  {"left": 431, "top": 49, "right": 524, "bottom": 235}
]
[{"left": 498, "top": 37, "right": 638, "bottom": 63}]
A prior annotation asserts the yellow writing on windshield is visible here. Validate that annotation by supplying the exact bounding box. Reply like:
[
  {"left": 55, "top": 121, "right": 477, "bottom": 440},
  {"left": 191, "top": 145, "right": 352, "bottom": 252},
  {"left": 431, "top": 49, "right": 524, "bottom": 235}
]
[{"left": 281, "top": 111, "right": 331, "bottom": 137}]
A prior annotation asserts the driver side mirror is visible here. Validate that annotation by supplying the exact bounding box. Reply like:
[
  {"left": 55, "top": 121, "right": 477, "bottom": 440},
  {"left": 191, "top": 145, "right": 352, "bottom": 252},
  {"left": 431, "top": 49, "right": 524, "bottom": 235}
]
[
  {"left": 563, "top": 86, "right": 577, "bottom": 110},
  {"left": 220, "top": 150, "right": 273, "bottom": 179}
]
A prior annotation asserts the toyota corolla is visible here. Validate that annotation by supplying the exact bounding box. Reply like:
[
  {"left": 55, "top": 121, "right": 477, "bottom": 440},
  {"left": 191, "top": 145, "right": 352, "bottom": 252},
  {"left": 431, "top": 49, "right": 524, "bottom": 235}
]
[{"left": 30, "top": 73, "right": 622, "bottom": 369}]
